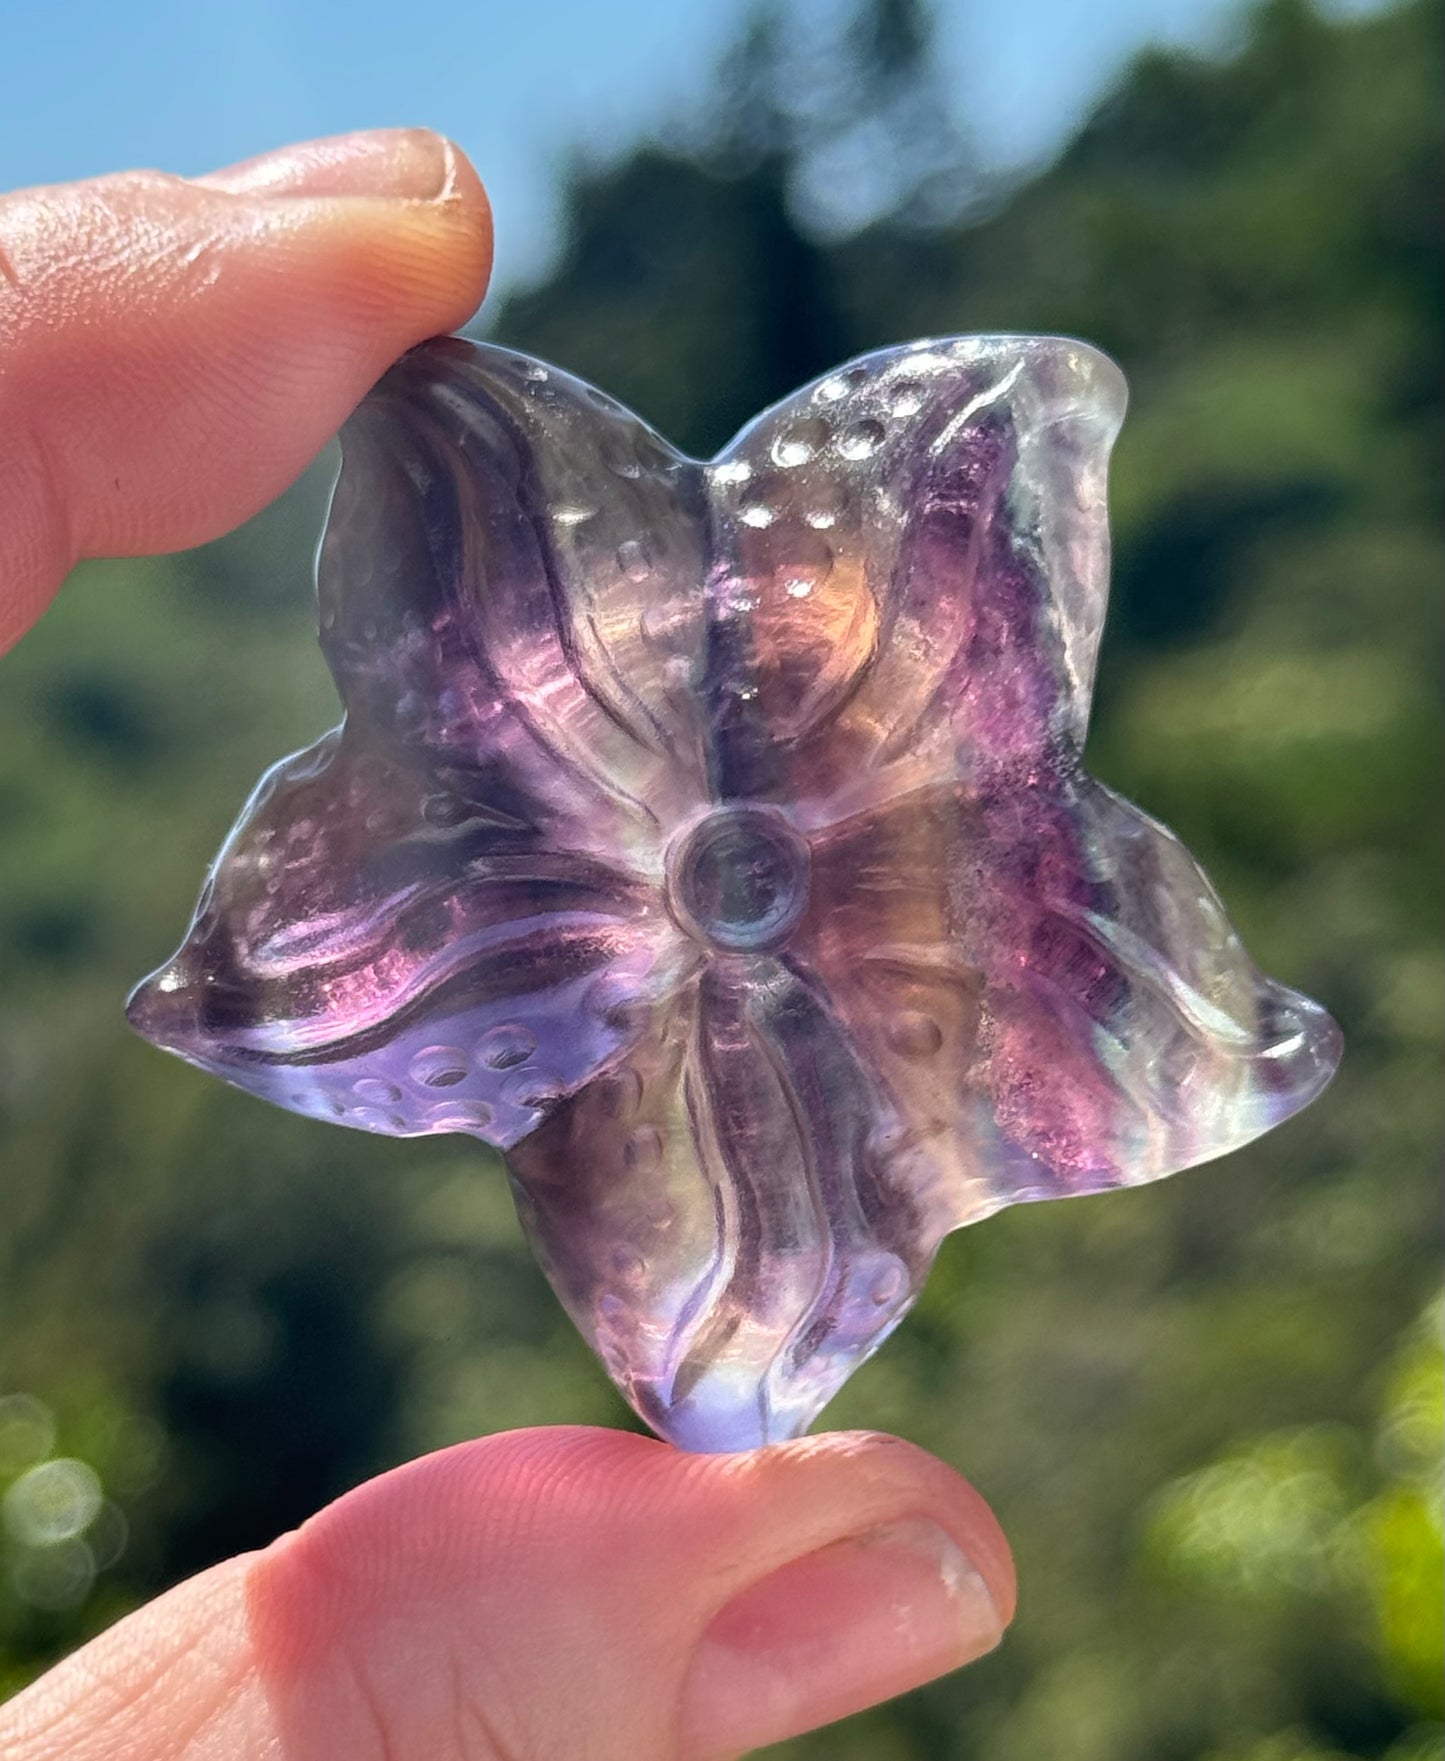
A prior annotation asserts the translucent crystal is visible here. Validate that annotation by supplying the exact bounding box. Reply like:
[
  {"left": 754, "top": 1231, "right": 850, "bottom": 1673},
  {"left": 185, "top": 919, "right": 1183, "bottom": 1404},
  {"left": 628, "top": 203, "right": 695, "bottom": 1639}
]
[{"left": 127, "top": 335, "right": 1342, "bottom": 1451}]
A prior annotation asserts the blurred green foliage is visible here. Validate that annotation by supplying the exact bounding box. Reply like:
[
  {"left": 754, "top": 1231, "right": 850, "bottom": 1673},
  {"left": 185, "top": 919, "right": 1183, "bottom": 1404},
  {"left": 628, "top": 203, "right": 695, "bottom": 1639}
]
[{"left": 1, "top": 0, "right": 1441, "bottom": 1753}]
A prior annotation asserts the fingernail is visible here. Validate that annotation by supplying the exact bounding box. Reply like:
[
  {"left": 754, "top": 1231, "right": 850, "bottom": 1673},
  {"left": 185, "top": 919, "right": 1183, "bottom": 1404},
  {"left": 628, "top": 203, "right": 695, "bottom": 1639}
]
[
  {"left": 679, "top": 1517, "right": 1005, "bottom": 1758},
  {"left": 196, "top": 128, "right": 455, "bottom": 201}
]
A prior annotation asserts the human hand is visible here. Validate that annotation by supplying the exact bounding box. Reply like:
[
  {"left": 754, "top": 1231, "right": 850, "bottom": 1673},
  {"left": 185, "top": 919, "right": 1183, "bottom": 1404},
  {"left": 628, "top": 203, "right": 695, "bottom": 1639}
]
[{"left": 0, "top": 131, "right": 1015, "bottom": 1758}]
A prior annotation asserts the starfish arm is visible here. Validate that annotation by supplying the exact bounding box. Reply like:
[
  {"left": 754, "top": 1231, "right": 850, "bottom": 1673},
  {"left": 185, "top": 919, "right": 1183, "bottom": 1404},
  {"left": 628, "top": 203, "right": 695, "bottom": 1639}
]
[
  {"left": 321, "top": 337, "right": 714, "bottom": 846},
  {"left": 795, "top": 775, "right": 1341, "bottom": 1223},
  {"left": 127, "top": 730, "right": 685, "bottom": 1149},
  {"left": 695, "top": 336, "right": 1124, "bottom": 811},
  {"left": 508, "top": 960, "right": 937, "bottom": 1451}
]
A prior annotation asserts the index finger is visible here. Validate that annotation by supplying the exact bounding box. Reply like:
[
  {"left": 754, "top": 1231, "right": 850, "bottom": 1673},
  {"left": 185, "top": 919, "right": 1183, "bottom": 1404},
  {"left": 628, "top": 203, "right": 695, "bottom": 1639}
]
[{"left": 0, "top": 128, "right": 492, "bottom": 653}]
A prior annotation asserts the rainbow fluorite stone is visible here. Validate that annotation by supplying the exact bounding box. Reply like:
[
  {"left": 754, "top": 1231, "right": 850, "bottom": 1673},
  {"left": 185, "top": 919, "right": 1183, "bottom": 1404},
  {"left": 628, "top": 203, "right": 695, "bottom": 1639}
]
[{"left": 128, "top": 336, "right": 1341, "bottom": 1450}]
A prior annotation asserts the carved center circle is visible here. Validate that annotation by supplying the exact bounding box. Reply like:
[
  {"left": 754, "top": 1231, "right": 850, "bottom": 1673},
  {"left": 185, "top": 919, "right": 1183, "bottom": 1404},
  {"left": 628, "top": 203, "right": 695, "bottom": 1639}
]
[{"left": 667, "top": 806, "right": 810, "bottom": 952}]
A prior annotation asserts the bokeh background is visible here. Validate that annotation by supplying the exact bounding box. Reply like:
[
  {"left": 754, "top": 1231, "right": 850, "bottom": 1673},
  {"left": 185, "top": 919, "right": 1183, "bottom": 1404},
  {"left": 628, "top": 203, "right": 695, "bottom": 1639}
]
[{"left": 1, "top": 0, "right": 1441, "bottom": 1755}]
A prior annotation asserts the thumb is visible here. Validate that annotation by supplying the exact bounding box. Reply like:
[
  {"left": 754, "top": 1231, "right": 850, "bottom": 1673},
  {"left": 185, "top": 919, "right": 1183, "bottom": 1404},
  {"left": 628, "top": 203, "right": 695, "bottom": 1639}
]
[{"left": 0, "top": 1427, "right": 1014, "bottom": 1761}]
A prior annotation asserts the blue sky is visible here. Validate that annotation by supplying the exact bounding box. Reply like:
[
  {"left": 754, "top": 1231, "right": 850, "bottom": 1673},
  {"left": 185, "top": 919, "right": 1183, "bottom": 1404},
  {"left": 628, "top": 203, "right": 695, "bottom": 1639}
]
[{"left": 2, "top": 0, "right": 1375, "bottom": 294}]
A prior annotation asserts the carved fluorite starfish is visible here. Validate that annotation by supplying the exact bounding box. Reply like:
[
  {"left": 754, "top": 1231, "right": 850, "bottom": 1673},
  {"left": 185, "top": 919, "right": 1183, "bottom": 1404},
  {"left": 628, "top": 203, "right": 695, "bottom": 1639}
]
[{"left": 128, "top": 335, "right": 1341, "bottom": 1451}]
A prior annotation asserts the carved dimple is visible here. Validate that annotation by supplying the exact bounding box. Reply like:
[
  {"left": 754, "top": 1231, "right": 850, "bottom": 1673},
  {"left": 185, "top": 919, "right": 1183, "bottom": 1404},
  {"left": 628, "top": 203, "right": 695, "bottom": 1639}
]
[
  {"left": 886, "top": 1012, "right": 944, "bottom": 1059},
  {"left": 478, "top": 1024, "right": 537, "bottom": 1070},
  {"left": 409, "top": 1046, "right": 469, "bottom": 1088}
]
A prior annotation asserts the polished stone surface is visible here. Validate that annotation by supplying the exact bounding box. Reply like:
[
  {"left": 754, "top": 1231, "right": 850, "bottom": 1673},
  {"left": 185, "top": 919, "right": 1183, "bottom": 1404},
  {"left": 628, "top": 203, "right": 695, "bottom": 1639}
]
[{"left": 129, "top": 335, "right": 1342, "bottom": 1451}]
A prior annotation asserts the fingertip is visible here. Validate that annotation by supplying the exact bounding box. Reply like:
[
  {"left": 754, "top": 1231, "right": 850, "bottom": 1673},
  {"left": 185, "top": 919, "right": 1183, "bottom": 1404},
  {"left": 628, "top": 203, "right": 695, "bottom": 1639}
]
[
  {"left": 678, "top": 1515, "right": 1005, "bottom": 1758},
  {"left": 731, "top": 1429, "right": 1017, "bottom": 1626},
  {"left": 245, "top": 1427, "right": 1012, "bottom": 1761},
  {"left": 251, "top": 161, "right": 491, "bottom": 371},
  {"left": 0, "top": 140, "right": 493, "bottom": 651},
  {"left": 371, "top": 133, "right": 493, "bottom": 333},
  {"left": 198, "top": 127, "right": 473, "bottom": 205}
]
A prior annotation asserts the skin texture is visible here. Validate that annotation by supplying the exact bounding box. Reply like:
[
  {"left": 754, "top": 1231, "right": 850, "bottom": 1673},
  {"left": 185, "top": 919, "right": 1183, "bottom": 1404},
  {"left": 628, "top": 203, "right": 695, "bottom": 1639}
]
[{"left": 0, "top": 132, "right": 1015, "bottom": 1759}]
